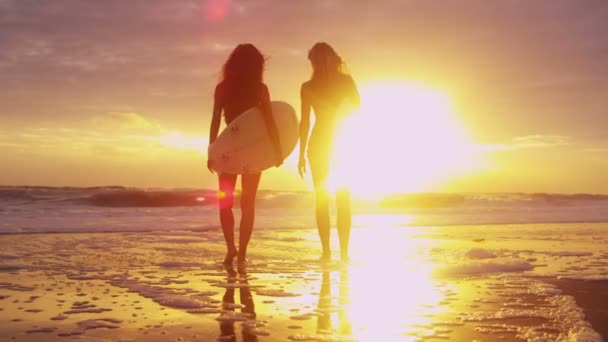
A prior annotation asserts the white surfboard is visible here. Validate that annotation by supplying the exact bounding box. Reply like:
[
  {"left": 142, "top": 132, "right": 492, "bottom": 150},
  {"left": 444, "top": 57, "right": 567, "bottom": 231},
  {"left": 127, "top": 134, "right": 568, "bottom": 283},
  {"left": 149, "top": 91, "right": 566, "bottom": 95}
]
[{"left": 208, "top": 101, "right": 298, "bottom": 174}]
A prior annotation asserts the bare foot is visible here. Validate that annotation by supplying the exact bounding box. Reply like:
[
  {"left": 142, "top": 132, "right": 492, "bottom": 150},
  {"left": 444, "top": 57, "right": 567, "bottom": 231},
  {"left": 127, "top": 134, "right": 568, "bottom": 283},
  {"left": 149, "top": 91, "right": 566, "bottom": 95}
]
[
  {"left": 340, "top": 252, "right": 349, "bottom": 263},
  {"left": 224, "top": 248, "right": 238, "bottom": 265},
  {"left": 319, "top": 252, "right": 331, "bottom": 263},
  {"left": 237, "top": 257, "right": 248, "bottom": 268}
]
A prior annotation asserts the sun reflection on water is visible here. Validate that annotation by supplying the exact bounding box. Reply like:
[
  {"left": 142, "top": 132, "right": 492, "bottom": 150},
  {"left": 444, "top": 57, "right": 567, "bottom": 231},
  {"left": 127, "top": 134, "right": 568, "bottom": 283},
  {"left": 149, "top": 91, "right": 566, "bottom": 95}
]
[
  {"left": 352, "top": 213, "right": 414, "bottom": 227},
  {"left": 314, "top": 223, "right": 445, "bottom": 341}
]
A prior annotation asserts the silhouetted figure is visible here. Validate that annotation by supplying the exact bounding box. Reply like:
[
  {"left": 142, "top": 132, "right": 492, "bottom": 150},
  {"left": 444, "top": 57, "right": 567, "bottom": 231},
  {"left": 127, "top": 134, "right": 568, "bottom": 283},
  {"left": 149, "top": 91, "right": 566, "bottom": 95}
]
[
  {"left": 208, "top": 44, "right": 282, "bottom": 265},
  {"left": 299, "top": 42, "right": 360, "bottom": 261}
]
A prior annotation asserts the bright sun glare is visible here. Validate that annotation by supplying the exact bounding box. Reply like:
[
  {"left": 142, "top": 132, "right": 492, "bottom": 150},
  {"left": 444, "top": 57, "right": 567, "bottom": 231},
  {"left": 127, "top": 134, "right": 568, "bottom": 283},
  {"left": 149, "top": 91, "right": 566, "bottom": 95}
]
[
  {"left": 330, "top": 81, "right": 481, "bottom": 195},
  {"left": 158, "top": 131, "right": 208, "bottom": 154}
]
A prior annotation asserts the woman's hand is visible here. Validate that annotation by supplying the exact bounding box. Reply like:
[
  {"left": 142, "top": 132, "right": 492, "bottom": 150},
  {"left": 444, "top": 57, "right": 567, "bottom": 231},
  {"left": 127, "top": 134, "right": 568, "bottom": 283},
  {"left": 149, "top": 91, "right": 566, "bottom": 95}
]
[{"left": 298, "top": 157, "right": 306, "bottom": 178}]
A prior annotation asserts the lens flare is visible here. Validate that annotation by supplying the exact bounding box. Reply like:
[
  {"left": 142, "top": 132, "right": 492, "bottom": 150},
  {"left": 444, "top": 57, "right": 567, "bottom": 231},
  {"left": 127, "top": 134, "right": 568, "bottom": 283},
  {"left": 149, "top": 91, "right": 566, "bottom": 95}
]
[{"left": 203, "top": 0, "right": 231, "bottom": 22}]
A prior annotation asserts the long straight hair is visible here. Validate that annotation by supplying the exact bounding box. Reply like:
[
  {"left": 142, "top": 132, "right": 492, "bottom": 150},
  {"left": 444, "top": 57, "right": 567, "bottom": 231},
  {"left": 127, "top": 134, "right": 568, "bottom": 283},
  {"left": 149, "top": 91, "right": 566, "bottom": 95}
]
[{"left": 308, "top": 42, "right": 343, "bottom": 89}]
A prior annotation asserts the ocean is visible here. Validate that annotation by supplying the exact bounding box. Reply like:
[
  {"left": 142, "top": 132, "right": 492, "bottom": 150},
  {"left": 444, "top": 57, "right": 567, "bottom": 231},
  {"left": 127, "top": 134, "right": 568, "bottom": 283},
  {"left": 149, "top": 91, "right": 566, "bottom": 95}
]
[{"left": 2, "top": 186, "right": 608, "bottom": 234}]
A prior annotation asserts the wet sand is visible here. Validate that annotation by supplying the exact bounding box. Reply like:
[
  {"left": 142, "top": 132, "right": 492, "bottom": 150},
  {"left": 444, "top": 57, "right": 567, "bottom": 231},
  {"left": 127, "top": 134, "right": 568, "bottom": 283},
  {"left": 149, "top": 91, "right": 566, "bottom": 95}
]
[
  {"left": 0, "top": 223, "right": 606, "bottom": 341},
  {"left": 546, "top": 278, "right": 608, "bottom": 340}
]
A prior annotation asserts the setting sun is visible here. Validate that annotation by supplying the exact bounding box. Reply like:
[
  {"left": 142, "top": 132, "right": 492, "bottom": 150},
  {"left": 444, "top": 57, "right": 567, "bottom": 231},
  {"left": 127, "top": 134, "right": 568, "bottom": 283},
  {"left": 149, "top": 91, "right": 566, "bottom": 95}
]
[{"left": 330, "top": 81, "right": 483, "bottom": 196}]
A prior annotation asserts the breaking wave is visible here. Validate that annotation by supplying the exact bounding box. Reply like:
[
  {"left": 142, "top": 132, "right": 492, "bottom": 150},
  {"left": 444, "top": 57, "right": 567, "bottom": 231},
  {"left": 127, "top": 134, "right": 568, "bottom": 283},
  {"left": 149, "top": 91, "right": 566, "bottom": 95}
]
[{"left": 2, "top": 186, "right": 608, "bottom": 210}]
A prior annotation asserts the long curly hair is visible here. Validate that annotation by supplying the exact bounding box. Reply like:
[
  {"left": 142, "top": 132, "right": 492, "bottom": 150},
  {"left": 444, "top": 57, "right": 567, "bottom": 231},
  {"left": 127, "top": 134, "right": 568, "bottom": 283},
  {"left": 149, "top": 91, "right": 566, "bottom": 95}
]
[{"left": 222, "top": 43, "right": 265, "bottom": 86}]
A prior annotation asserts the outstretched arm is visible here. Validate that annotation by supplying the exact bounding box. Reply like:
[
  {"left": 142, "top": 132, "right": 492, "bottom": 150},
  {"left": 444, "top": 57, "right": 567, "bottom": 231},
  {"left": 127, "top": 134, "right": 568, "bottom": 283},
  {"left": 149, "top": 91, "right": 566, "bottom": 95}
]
[
  {"left": 299, "top": 84, "right": 311, "bottom": 178},
  {"left": 260, "top": 84, "right": 283, "bottom": 167},
  {"left": 207, "top": 84, "right": 223, "bottom": 173}
]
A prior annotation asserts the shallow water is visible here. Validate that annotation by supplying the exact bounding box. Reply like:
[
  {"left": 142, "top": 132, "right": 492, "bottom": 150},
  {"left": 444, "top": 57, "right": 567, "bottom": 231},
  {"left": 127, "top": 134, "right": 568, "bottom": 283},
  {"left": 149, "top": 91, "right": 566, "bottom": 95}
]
[{"left": 0, "top": 221, "right": 606, "bottom": 341}]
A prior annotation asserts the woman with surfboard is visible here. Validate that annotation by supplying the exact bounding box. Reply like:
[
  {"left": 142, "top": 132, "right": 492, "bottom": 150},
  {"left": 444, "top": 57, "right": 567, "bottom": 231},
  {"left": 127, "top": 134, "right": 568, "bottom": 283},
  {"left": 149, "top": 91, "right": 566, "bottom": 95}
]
[
  {"left": 299, "top": 42, "right": 361, "bottom": 262},
  {"left": 207, "top": 44, "right": 283, "bottom": 265}
]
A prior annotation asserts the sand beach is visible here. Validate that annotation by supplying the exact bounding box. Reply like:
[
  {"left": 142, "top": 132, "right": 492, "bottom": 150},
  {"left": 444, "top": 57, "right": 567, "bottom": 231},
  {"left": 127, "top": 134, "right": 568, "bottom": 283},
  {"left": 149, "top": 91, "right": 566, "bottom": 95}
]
[{"left": 1, "top": 220, "right": 606, "bottom": 341}]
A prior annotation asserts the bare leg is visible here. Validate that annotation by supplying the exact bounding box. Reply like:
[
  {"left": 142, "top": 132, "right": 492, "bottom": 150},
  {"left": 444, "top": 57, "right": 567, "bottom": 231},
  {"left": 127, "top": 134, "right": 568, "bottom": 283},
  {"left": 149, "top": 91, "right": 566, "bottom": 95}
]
[
  {"left": 219, "top": 174, "right": 238, "bottom": 264},
  {"left": 220, "top": 208, "right": 237, "bottom": 263},
  {"left": 315, "top": 188, "right": 331, "bottom": 260},
  {"left": 310, "top": 155, "right": 331, "bottom": 261},
  {"left": 336, "top": 188, "right": 351, "bottom": 261},
  {"left": 238, "top": 173, "right": 261, "bottom": 263}
]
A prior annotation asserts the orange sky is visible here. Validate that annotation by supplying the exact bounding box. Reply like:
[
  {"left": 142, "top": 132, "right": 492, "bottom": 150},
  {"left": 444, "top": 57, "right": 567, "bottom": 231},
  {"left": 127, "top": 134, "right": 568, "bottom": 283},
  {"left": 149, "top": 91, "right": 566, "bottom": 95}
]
[{"left": 1, "top": 1, "right": 607, "bottom": 193}]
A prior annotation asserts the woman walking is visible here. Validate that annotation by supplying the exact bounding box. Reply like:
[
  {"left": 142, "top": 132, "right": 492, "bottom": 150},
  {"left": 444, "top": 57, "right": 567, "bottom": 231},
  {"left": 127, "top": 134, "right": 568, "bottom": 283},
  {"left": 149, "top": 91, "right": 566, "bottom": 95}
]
[
  {"left": 298, "top": 42, "right": 360, "bottom": 262},
  {"left": 208, "top": 44, "right": 282, "bottom": 265}
]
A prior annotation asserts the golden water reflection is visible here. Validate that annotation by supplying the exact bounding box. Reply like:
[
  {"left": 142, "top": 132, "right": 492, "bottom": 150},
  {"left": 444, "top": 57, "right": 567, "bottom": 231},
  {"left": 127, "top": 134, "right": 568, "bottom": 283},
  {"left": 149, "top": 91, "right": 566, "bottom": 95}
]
[
  {"left": 219, "top": 265, "right": 258, "bottom": 342},
  {"left": 312, "top": 226, "right": 446, "bottom": 341}
]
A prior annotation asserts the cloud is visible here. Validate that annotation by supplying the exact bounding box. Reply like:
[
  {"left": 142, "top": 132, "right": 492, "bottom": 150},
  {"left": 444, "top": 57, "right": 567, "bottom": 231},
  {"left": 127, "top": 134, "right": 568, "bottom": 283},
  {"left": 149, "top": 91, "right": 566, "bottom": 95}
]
[
  {"left": 484, "top": 135, "right": 572, "bottom": 152},
  {"left": 211, "top": 42, "right": 235, "bottom": 52},
  {"left": 101, "top": 112, "right": 160, "bottom": 131},
  {"left": 0, "top": 110, "right": 208, "bottom": 159},
  {"left": 511, "top": 135, "right": 571, "bottom": 149},
  {"left": 1, "top": 1, "right": 608, "bottom": 139},
  {"left": 0, "top": 141, "right": 24, "bottom": 148},
  {"left": 89, "top": 144, "right": 138, "bottom": 157},
  {"left": 156, "top": 131, "right": 208, "bottom": 154}
]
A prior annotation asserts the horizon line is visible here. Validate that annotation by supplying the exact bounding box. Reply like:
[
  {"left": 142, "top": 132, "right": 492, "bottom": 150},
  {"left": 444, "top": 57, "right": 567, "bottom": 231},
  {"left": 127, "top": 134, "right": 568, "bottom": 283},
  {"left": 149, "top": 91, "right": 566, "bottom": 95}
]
[{"left": 1, "top": 184, "right": 608, "bottom": 196}]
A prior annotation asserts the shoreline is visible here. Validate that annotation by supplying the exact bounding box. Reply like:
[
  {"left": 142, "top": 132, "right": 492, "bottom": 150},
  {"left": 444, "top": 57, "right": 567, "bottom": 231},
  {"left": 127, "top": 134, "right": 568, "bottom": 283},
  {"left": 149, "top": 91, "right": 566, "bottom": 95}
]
[
  {"left": 545, "top": 278, "right": 608, "bottom": 340},
  {"left": 2, "top": 220, "right": 608, "bottom": 236}
]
